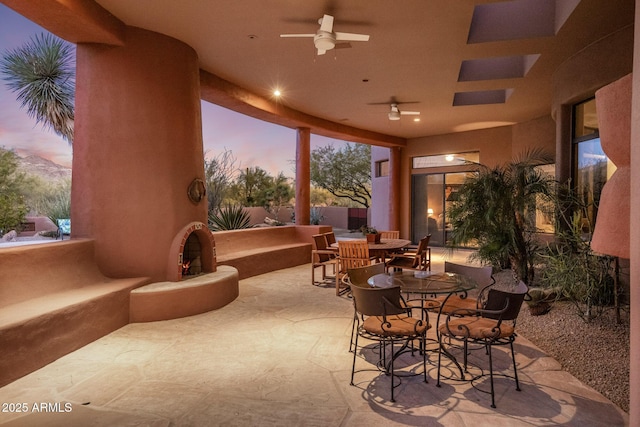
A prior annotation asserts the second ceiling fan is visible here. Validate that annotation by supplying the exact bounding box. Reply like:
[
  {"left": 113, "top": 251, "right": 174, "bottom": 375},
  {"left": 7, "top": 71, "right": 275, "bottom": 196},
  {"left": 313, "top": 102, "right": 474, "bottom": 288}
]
[{"left": 280, "top": 14, "right": 370, "bottom": 55}]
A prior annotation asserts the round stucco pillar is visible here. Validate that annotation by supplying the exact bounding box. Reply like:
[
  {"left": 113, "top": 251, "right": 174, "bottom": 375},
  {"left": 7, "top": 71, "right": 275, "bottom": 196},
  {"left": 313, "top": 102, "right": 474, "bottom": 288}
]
[
  {"left": 73, "top": 26, "right": 205, "bottom": 281},
  {"left": 388, "top": 146, "right": 401, "bottom": 232},
  {"left": 295, "top": 127, "right": 310, "bottom": 225}
]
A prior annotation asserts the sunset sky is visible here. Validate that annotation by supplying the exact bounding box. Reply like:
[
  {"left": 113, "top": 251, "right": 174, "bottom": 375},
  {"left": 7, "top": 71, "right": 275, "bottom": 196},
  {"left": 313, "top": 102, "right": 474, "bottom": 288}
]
[{"left": 0, "top": 4, "right": 347, "bottom": 177}]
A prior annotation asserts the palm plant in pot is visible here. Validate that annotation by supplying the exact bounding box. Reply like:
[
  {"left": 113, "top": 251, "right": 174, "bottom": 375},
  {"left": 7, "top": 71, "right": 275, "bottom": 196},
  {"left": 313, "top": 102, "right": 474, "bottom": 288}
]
[{"left": 446, "top": 149, "right": 555, "bottom": 285}]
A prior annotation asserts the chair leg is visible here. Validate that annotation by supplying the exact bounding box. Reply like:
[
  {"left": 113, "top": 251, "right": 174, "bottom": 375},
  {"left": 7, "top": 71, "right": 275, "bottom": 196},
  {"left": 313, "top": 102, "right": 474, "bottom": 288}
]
[
  {"left": 350, "top": 332, "right": 360, "bottom": 385},
  {"left": 422, "top": 335, "right": 428, "bottom": 384},
  {"left": 390, "top": 338, "right": 395, "bottom": 402},
  {"left": 488, "top": 343, "right": 496, "bottom": 408},
  {"left": 463, "top": 340, "right": 469, "bottom": 372},
  {"left": 510, "top": 340, "right": 521, "bottom": 392},
  {"left": 349, "top": 313, "right": 358, "bottom": 353},
  {"left": 436, "top": 336, "right": 443, "bottom": 387}
]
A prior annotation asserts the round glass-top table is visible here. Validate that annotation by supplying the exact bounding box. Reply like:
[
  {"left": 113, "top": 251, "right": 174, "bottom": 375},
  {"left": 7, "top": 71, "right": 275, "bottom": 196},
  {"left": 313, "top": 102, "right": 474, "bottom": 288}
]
[{"left": 367, "top": 271, "right": 476, "bottom": 296}]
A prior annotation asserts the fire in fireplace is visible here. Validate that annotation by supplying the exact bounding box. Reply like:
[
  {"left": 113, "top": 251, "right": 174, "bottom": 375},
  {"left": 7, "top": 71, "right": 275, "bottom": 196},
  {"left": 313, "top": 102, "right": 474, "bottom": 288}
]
[{"left": 181, "top": 233, "right": 202, "bottom": 277}]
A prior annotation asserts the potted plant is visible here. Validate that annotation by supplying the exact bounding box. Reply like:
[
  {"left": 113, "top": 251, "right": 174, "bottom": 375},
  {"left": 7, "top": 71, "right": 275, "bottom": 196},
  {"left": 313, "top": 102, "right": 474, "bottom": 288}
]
[
  {"left": 526, "top": 287, "right": 555, "bottom": 316},
  {"left": 360, "top": 225, "right": 381, "bottom": 243}
]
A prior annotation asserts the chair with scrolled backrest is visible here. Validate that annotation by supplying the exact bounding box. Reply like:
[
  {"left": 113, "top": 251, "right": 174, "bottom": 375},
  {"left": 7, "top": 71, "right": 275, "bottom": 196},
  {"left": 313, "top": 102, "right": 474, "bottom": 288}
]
[
  {"left": 347, "top": 263, "right": 386, "bottom": 288},
  {"left": 437, "top": 280, "right": 528, "bottom": 408},
  {"left": 430, "top": 262, "right": 495, "bottom": 315},
  {"left": 336, "top": 240, "right": 375, "bottom": 296},
  {"left": 350, "top": 283, "right": 431, "bottom": 402},
  {"left": 346, "top": 263, "right": 386, "bottom": 351}
]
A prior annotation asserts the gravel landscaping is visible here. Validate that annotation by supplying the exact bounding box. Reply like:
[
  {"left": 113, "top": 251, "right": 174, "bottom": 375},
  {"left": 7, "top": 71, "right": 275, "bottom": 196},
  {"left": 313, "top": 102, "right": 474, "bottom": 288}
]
[{"left": 493, "top": 270, "right": 630, "bottom": 413}]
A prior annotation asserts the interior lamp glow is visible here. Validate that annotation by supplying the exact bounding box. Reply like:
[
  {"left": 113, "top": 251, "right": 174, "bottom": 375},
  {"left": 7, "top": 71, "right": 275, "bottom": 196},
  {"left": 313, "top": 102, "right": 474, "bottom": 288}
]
[
  {"left": 427, "top": 208, "right": 434, "bottom": 216},
  {"left": 273, "top": 89, "right": 281, "bottom": 97},
  {"left": 445, "top": 154, "right": 454, "bottom": 162}
]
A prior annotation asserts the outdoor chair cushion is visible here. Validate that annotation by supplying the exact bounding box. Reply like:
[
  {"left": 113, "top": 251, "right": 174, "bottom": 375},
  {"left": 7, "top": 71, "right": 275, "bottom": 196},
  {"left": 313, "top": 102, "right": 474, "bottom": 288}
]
[
  {"left": 439, "top": 317, "right": 514, "bottom": 340},
  {"left": 436, "top": 295, "right": 478, "bottom": 313},
  {"left": 363, "top": 314, "right": 430, "bottom": 337}
]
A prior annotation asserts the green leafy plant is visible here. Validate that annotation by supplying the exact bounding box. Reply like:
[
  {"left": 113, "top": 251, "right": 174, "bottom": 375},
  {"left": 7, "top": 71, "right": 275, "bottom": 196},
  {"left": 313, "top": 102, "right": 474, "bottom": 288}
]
[
  {"left": 447, "top": 149, "right": 554, "bottom": 284},
  {"left": 208, "top": 204, "right": 251, "bottom": 231},
  {"left": 360, "top": 225, "right": 378, "bottom": 235},
  {"left": 0, "top": 149, "right": 28, "bottom": 235}
]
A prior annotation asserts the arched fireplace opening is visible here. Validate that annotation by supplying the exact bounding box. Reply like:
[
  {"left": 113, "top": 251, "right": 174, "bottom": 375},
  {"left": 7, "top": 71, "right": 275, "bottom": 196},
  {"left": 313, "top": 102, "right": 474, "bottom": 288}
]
[
  {"left": 181, "top": 233, "right": 202, "bottom": 277},
  {"left": 168, "top": 221, "right": 216, "bottom": 282}
]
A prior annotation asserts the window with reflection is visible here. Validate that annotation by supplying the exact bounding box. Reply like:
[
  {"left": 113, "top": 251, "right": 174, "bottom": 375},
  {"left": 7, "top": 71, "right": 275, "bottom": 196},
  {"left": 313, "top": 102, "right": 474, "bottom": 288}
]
[
  {"left": 412, "top": 152, "right": 479, "bottom": 169},
  {"left": 375, "top": 160, "right": 389, "bottom": 177},
  {"left": 572, "top": 98, "right": 615, "bottom": 233}
]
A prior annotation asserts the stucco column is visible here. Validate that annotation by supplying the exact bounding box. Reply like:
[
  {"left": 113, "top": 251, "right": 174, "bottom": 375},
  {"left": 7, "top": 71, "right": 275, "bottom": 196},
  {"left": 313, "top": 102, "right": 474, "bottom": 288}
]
[
  {"left": 388, "top": 146, "right": 401, "bottom": 231},
  {"left": 73, "top": 26, "right": 205, "bottom": 281},
  {"left": 629, "top": 10, "right": 640, "bottom": 425},
  {"left": 295, "top": 127, "right": 311, "bottom": 225}
]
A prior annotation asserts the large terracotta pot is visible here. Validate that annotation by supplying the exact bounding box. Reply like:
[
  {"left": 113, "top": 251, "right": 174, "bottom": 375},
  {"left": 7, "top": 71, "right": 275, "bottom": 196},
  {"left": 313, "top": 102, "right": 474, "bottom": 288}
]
[{"left": 366, "top": 233, "right": 381, "bottom": 243}]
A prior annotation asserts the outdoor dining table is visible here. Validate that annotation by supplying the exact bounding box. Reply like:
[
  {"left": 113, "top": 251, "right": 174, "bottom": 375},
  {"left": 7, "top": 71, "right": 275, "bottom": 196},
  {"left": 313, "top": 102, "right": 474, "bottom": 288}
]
[
  {"left": 367, "top": 270, "right": 478, "bottom": 376},
  {"left": 331, "top": 238, "right": 411, "bottom": 260},
  {"left": 366, "top": 238, "right": 411, "bottom": 260}
]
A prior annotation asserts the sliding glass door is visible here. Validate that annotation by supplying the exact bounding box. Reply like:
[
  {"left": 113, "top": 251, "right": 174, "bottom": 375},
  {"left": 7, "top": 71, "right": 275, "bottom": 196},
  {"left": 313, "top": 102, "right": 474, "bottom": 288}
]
[{"left": 411, "top": 172, "right": 472, "bottom": 246}]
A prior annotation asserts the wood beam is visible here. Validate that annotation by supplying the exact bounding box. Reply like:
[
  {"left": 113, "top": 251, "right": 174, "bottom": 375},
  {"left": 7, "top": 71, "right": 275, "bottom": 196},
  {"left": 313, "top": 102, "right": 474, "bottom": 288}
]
[
  {"left": 200, "top": 70, "right": 407, "bottom": 149},
  {"left": 1, "top": 0, "right": 125, "bottom": 45}
]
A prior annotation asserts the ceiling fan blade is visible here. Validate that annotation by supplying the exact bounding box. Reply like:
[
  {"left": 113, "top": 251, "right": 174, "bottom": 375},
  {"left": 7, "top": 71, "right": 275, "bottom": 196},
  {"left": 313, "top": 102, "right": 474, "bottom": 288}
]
[
  {"left": 400, "top": 111, "right": 420, "bottom": 115},
  {"left": 280, "top": 34, "right": 316, "bottom": 38},
  {"left": 319, "top": 14, "right": 334, "bottom": 32},
  {"left": 334, "top": 32, "right": 369, "bottom": 42}
]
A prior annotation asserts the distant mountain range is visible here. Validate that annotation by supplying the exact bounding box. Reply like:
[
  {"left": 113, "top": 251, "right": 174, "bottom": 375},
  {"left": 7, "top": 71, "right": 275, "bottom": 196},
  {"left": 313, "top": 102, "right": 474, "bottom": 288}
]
[{"left": 16, "top": 154, "right": 71, "bottom": 183}]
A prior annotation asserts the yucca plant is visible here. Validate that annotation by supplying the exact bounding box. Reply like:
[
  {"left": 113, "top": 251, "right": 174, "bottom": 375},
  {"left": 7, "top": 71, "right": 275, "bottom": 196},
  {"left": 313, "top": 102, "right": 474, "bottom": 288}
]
[
  {"left": 1, "top": 33, "right": 75, "bottom": 144},
  {"left": 208, "top": 204, "right": 251, "bottom": 231}
]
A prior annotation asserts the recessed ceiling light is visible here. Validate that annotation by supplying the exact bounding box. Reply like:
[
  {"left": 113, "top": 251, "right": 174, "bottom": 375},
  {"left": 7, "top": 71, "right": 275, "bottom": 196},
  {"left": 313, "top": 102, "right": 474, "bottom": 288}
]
[
  {"left": 445, "top": 154, "right": 455, "bottom": 162},
  {"left": 413, "top": 118, "right": 421, "bottom": 122},
  {"left": 273, "top": 89, "right": 281, "bottom": 97}
]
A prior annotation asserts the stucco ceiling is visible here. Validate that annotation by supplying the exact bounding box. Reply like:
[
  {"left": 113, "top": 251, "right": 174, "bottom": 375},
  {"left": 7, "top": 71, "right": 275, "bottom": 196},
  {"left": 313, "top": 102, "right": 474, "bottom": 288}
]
[{"left": 89, "top": 0, "right": 633, "bottom": 142}]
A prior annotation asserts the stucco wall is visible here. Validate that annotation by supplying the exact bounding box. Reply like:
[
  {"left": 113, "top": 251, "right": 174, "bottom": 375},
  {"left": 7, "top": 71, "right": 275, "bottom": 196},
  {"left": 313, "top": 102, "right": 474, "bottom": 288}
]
[
  {"left": 73, "top": 27, "right": 206, "bottom": 281},
  {"left": 371, "top": 116, "right": 556, "bottom": 239},
  {"left": 371, "top": 145, "right": 390, "bottom": 230}
]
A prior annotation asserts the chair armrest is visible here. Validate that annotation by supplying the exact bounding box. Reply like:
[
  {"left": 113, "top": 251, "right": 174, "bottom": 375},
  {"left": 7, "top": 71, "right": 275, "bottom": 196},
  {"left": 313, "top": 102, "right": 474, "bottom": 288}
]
[{"left": 313, "top": 249, "right": 338, "bottom": 254}]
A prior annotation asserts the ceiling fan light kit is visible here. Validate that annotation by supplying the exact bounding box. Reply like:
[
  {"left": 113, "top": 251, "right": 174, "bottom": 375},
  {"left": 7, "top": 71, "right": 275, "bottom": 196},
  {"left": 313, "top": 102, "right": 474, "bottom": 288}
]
[
  {"left": 388, "top": 103, "right": 420, "bottom": 121},
  {"left": 388, "top": 111, "right": 401, "bottom": 121},
  {"left": 280, "top": 14, "right": 369, "bottom": 56}
]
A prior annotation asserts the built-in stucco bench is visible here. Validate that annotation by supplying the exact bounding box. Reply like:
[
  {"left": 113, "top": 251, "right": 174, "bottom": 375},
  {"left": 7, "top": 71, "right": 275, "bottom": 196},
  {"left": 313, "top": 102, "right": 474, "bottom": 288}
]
[
  {"left": 214, "top": 225, "right": 330, "bottom": 279},
  {"left": 0, "top": 239, "right": 150, "bottom": 387},
  {"left": 129, "top": 265, "right": 239, "bottom": 322}
]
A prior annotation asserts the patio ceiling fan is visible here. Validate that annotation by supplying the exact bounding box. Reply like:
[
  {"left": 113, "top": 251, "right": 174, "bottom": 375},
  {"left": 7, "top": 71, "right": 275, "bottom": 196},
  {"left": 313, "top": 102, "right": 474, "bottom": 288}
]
[
  {"left": 280, "top": 14, "right": 370, "bottom": 55},
  {"left": 387, "top": 103, "right": 420, "bottom": 121}
]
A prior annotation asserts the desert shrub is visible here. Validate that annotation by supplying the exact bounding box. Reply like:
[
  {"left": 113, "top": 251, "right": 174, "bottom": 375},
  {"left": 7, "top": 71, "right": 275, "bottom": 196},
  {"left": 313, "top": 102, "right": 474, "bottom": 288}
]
[
  {"left": 310, "top": 206, "right": 325, "bottom": 225},
  {"left": 208, "top": 204, "right": 251, "bottom": 231},
  {"left": 540, "top": 211, "right": 615, "bottom": 321}
]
